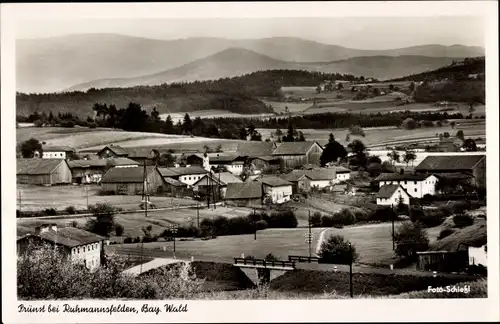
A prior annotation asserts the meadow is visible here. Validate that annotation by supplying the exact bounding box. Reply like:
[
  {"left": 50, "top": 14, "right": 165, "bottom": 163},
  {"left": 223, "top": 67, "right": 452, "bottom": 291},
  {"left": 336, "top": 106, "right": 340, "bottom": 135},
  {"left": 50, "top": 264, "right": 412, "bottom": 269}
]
[
  {"left": 16, "top": 184, "right": 195, "bottom": 212},
  {"left": 161, "top": 110, "right": 276, "bottom": 124}
]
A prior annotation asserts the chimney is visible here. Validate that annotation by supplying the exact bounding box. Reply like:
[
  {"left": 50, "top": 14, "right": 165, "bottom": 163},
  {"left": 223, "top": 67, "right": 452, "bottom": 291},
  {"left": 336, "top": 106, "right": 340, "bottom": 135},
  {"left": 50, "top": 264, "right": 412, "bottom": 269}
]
[{"left": 51, "top": 224, "right": 58, "bottom": 232}]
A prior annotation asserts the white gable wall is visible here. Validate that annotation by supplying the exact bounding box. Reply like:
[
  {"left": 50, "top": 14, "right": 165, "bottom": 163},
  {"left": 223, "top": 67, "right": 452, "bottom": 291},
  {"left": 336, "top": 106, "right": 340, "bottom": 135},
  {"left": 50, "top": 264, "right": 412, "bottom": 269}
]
[{"left": 378, "top": 175, "right": 438, "bottom": 198}]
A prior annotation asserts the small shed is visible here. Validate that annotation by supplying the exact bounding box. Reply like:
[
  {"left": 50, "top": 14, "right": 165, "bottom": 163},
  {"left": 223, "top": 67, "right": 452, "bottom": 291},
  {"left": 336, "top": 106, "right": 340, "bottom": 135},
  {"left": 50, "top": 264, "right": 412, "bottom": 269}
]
[{"left": 17, "top": 158, "right": 72, "bottom": 185}]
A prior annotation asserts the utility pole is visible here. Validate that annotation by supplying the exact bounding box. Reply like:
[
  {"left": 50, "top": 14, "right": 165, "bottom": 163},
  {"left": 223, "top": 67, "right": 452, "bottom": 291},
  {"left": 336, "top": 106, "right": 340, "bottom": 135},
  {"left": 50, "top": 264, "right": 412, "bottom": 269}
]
[
  {"left": 349, "top": 242, "right": 353, "bottom": 298},
  {"left": 197, "top": 202, "right": 200, "bottom": 228},
  {"left": 140, "top": 239, "right": 144, "bottom": 274},
  {"left": 254, "top": 208, "right": 257, "bottom": 240},
  {"left": 308, "top": 209, "right": 312, "bottom": 258},
  {"left": 85, "top": 185, "right": 89, "bottom": 210},
  {"left": 18, "top": 188, "right": 22, "bottom": 213},
  {"left": 391, "top": 204, "right": 395, "bottom": 250}
]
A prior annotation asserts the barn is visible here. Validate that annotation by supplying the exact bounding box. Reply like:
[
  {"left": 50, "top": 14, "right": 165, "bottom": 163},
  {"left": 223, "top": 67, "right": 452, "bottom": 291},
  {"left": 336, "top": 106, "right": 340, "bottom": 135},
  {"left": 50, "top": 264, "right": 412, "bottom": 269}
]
[
  {"left": 224, "top": 182, "right": 263, "bottom": 207},
  {"left": 415, "top": 154, "right": 486, "bottom": 190},
  {"left": 68, "top": 158, "right": 139, "bottom": 184},
  {"left": 17, "top": 158, "right": 72, "bottom": 185},
  {"left": 236, "top": 141, "right": 277, "bottom": 158},
  {"left": 100, "top": 166, "right": 165, "bottom": 195},
  {"left": 272, "top": 141, "right": 323, "bottom": 170}
]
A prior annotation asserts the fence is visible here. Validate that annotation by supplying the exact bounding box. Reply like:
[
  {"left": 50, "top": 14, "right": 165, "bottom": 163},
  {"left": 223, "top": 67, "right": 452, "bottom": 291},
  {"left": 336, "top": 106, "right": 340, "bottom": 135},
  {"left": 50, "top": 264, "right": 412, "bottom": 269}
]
[
  {"left": 233, "top": 258, "right": 296, "bottom": 269},
  {"left": 416, "top": 251, "right": 469, "bottom": 273},
  {"left": 288, "top": 255, "right": 320, "bottom": 263}
]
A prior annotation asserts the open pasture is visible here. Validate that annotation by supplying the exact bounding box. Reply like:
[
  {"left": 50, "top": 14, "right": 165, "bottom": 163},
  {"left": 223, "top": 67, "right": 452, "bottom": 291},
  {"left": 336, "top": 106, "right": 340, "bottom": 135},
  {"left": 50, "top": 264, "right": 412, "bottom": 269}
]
[
  {"left": 16, "top": 184, "right": 195, "bottom": 212},
  {"left": 161, "top": 110, "right": 276, "bottom": 124}
]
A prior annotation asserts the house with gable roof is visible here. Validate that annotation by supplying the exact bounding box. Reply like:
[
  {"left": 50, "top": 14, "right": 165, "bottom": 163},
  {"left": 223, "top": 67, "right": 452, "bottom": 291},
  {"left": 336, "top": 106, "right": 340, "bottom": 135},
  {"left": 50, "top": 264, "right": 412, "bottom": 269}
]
[
  {"left": 376, "top": 184, "right": 410, "bottom": 206},
  {"left": 271, "top": 141, "right": 323, "bottom": 170},
  {"left": 17, "top": 158, "right": 72, "bottom": 185}
]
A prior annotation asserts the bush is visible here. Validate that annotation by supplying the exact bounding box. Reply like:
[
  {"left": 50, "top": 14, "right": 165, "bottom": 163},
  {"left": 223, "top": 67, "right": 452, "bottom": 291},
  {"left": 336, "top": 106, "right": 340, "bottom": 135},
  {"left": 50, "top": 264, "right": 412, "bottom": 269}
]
[
  {"left": 331, "top": 208, "right": 356, "bottom": 226},
  {"left": 114, "top": 224, "right": 124, "bottom": 237},
  {"left": 318, "top": 234, "right": 359, "bottom": 264},
  {"left": 177, "top": 224, "right": 201, "bottom": 238},
  {"left": 98, "top": 190, "right": 116, "bottom": 196},
  {"left": 65, "top": 206, "right": 77, "bottom": 215},
  {"left": 439, "top": 201, "right": 470, "bottom": 216},
  {"left": 453, "top": 213, "right": 474, "bottom": 228},
  {"left": 264, "top": 253, "right": 279, "bottom": 262},
  {"left": 60, "top": 120, "right": 75, "bottom": 128},
  {"left": 85, "top": 203, "right": 117, "bottom": 236},
  {"left": 394, "top": 221, "right": 430, "bottom": 260},
  {"left": 320, "top": 215, "right": 334, "bottom": 227},
  {"left": 43, "top": 208, "right": 57, "bottom": 216},
  {"left": 268, "top": 210, "right": 298, "bottom": 228},
  {"left": 438, "top": 228, "right": 455, "bottom": 240},
  {"left": 123, "top": 237, "right": 133, "bottom": 244},
  {"left": 310, "top": 212, "right": 322, "bottom": 227},
  {"left": 411, "top": 208, "right": 446, "bottom": 228},
  {"left": 255, "top": 220, "right": 268, "bottom": 230},
  {"left": 133, "top": 237, "right": 141, "bottom": 243},
  {"left": 370, "top": 207, "right": 397, "bottom": 222}
]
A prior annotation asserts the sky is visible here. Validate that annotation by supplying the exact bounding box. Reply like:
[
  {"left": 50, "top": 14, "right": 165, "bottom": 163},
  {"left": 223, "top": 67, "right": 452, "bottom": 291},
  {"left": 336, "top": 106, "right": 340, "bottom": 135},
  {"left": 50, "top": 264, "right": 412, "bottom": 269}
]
[{"left": 15, "top": 16, "right": 485, "bottom": 50}]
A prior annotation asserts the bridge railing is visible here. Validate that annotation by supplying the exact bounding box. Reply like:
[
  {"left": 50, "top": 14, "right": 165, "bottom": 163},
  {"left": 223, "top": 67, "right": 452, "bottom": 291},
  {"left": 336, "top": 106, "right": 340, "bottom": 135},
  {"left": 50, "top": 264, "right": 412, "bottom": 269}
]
[
  {"left": 233, "top": 258, "right": 296, "bottom": 269},
  {"left": 288, "top": 255, "right": 320, "bottom": 263}
]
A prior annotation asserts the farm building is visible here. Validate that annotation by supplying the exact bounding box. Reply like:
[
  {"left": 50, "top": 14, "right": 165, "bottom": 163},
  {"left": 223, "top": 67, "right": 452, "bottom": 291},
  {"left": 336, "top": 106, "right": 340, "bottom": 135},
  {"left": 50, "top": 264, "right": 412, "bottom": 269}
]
[
  {"left": 248, "top": 156, "right": 281, "bottom": 174},
  {"left": 255, "top": 176, "right": 293, "bottom": 204},
  {"left": 157, "top": 166, "right": 208, "bottom": 187},
  {"left": 374, "top": 173, "right": 439, "bottom": 198},
  {"left": 207, "top": 153, "right": 246, "bottom": 175},
  {"left": 100, "top": 166, "right": 165, "bottom": 195},
  {"left": 236, "top": 141, "right": 277, "bottom": 158},
  {"left": 39, "top": 146, "right": 77, "bottom": 160},
  {"left": 296, "top": 169, "right": 337, "bottom": 192},
  {"left": 192, "top": 172, "right": 243, "bottom": 200},
  {"left": 376, "top": 184, "right": 410, "bottom": 206},
  {"left": 335, "top": 166, "right": 351, "bottom": 181},
  {"left": 415, "top": 154, "right": 486, "bottom": 190},
  {"left": 17, "top": 224, "right": 106, "bottom": 270},
  {"left": 68, "top": 158, "right": 139, "bottom": 184},
  {"left": 271, "top": 141, "right": 323, "bottom": 169},
  {"left": 162, "top": 177, "right": 191, "bottom": 198},
  {"left": 282, "top": 168, "right": 336, "bottom": 193},
  {"left": 224, "top": 182, "right": 263, "bottom": 207},
  {"left": 97, "top": 145, "right": 129, "bottom": 159},
  {"left": 17, "top": 158, "right": 72, "bottom": 185}
]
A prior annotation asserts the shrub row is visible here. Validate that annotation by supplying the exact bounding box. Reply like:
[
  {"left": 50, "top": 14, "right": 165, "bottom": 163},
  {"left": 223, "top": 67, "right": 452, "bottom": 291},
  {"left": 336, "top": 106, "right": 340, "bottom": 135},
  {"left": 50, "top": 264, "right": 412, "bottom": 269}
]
[
  {"left": 310, "top": 206, "right": 398, "bottom": 227},
  {"left": 411, "top": 201, "right": 479, "bottom": 228},
  {"left": 17, "top": 206, "right": 89, "bottom": 218}
]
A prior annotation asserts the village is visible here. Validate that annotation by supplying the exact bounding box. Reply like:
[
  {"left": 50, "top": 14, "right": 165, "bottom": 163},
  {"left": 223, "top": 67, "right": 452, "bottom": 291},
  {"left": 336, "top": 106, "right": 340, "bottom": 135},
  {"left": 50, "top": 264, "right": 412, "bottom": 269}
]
[{"left": 16, "top": 135, "right": 487, "bottom": 291}]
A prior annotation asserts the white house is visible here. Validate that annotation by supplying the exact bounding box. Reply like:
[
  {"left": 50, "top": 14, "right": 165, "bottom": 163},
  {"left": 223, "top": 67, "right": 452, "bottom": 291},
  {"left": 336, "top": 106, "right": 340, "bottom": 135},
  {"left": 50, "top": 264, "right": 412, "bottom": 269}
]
[
  {"left": 207, "top": 154, "right": 246, "bottom": 175},
  {"left": 376, "top": 184, "right": 410, "bottom": 206},
  {"left": 16, "top": 224, "right": 106, "bottom": 270},
  {"left": 374, "top": 173, "right": 439, "bottom": 198},
  {"left": 170, "top": 166, "right": 208, "bottom": 187},
  {"left": 468, "top": 245, "right": 487, "bottom": 267},
  {"left": 335, "top": 166, "right": 351, "bottom": 181},
  {"left": 258, "top": 176, "right": 293, "bottom": 204},
  {"left": 39, "top": 146, "right": 76, "bottom": 159}
]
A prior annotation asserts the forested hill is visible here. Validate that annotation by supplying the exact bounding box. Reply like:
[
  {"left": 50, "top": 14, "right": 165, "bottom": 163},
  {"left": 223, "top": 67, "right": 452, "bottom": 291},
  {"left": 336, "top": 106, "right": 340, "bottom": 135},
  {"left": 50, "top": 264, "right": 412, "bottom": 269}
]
[
  {"left": 16, "top": 70, "right": 362, "bottom": 117},
  {"left": 388, "top": 57, "right": 485, "bottom": 82}
]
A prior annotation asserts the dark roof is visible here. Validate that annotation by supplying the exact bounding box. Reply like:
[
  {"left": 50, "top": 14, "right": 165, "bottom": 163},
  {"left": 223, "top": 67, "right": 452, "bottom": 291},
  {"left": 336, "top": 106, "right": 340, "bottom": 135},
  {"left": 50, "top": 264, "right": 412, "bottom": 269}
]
[
  {"left": 17, "top": 159, "right": 68, "bottom": 175},
  {"left": 374, "top": 173, "right": 430, "bottom": 182},
  {"left": 194, "top": 172, "right": 243, "bottom": 187},
  {"left": 237, "top": 142, "right": 276, "bottom": 157},
  {"left": 208, "top": 154, "right": 241, "bottom": 163},
  {"left": 377, "top": 184, "right": 407, "bottom": 199},
  {"left": 258, "top": 175, "right": 292, "bottom": 187},
  {"left": 272, "top": 141, "right": 322, "bottom": 156},
  {"left": 225, "top": 182, "right": 263, "bottom": 200},
  {"left": 99, "top": 145, "right": 129, "bottom": 156},
  {"left": 19, "top": 227, "right": 106, "bottom": 247},
  {"left": 157, "top": 167, "right": 181, "bottom": 177},
  {"left": 101, "top": 166, "right": 156, "bottom": 183},
  {"left": 170, "top": 166, "right": 208, "bottom": 176},
  {"left": 164, "top": 177, "right": 187, "bottom": 187},
  {"left": 415, "top": 155, "right": 485, "bottom": 171},
  {"left": 250, "top": 155, "right": 280, "bottom": 162},
  {"left": 335, "top": 166, "right": 351, "bottom": 173},
  {"left": 68, "top": 158, "right": 139, "bottom": 169},
  {"left": 282, "top": 169, "right": 335, "bottom": 182},
  {"left": 42, "top": 145, "right": 75, "bottom": 152},
  {"left": 434, "top": 172, "right": 474, "bottom": 180}
]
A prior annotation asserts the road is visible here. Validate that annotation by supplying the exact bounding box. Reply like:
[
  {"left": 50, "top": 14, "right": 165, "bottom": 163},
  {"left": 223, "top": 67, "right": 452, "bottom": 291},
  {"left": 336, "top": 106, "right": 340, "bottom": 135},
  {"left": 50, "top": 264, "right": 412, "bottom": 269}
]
[{"left": 106, "top": 245, "right": 474, "bottom": 280}]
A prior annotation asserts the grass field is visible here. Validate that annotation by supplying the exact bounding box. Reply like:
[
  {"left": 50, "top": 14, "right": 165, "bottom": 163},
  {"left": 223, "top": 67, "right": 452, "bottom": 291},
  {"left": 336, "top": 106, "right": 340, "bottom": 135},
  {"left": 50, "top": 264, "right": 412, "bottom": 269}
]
[
  {"left": 107, "top": 227, "right": 327, "bottom": 263},
  {"left": 17, "top": 184, "right": 195, "bottom": 212},
  {"left": 260, "top": 100, "right": 312, "bottom": 114},
  {"left": 161, "top": 110, "right": 276, "bottom": 124}
]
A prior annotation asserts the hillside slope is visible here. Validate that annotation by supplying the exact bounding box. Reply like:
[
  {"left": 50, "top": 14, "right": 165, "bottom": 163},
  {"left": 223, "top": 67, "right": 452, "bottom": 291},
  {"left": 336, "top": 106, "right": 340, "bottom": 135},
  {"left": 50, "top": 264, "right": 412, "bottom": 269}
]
[
  {"left": 17, "top": 34, "right": 484, "bottom": 93},
  {"left": 67, "top": 50, "right": 458, "bottom": 92}
]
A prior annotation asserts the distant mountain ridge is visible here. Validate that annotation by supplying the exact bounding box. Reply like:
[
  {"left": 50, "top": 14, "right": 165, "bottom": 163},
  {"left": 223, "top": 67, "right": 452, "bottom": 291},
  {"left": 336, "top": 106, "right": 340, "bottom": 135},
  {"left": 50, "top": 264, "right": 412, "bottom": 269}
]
[
  {"left": 16, "top": 33, "right": 484, "bottom": 93},
  {"left": 65, "top": 48, "right": 459, "bottom": 92}
]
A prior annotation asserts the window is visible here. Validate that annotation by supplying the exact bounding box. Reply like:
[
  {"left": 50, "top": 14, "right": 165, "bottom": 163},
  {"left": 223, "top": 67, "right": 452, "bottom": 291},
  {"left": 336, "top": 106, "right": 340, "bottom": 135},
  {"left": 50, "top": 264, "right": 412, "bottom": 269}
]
[
  {"left": 78, "top": 248, "right": 80, "bottom": 253},
  {"left": 414, "top": 188, "right": 417, "bottom": 192},
  {"left": 83, "top": 247, "right": 86, "bottom": 252},
  {"left": 404, "top": 181, "right": 407, "bottom": 185},
  {"left": 414, "top": 181, "right": 417, "bottom": 184}
]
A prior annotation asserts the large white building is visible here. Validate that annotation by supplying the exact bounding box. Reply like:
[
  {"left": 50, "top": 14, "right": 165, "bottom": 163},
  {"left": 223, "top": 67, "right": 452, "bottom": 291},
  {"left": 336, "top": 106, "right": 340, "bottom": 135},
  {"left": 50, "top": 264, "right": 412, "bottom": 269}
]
[
  {"left": 374, "top": 173, "right": 439, "bottom": 198},
  {"left": 17, "top": 224, "right": 106, "bottom": 270},
  {"left": 39, "top": 146, "right": 76, "bottom": 159}
]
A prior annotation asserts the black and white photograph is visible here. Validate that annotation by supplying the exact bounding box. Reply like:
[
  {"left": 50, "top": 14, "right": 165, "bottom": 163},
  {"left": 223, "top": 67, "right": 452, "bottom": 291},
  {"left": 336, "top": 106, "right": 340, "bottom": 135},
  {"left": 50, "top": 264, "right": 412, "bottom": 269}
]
[{"left": 2, "top": 1, "right": 499, "bottom": 323}]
